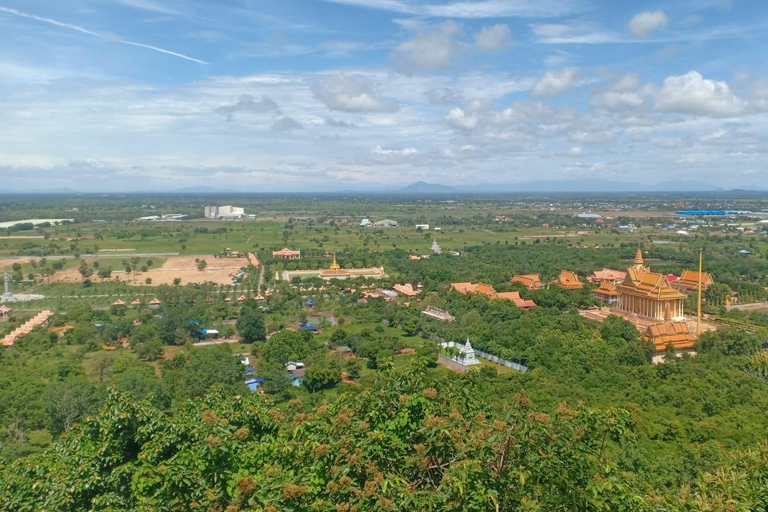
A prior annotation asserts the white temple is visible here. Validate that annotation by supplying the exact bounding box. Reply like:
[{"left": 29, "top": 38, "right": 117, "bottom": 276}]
[
  {"left": 431, "top": 239, "right": 442, "bottom": 255},
  {"left": 456, "top": 338, "right": 479, "bottom": 365}
]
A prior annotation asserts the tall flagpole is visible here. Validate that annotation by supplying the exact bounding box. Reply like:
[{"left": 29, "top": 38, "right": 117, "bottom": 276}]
[{"left": 697, "top": 248, "right": 703, "bottom": 336}]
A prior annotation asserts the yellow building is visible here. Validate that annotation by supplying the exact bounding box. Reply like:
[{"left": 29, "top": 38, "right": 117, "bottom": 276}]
[{"left": 615, "top": 247, "right": 687, "bottom": 321}]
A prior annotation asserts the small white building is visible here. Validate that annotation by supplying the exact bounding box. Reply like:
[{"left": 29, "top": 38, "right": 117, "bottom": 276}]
[{"left": 415, "top": 224, "right": 429, "bottom": 230}]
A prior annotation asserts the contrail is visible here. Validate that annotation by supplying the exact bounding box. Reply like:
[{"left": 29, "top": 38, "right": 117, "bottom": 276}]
[{"left": 0, "top": 6, "right": 208, "bottom": 65}]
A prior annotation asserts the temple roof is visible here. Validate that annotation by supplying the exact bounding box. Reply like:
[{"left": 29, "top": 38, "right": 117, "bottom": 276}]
[
  {"left": 590, "top": 268, "right": 626, "bottom": 282},
  {"left": 617, "top": 266, "right": 687, "bottom": 300},
  {"left": 511, "top": 274, "right": 545, "bottom": 289},
  {"left": 633, "top": 246, "right": 644, "bottom": 266},
  {"left": 594, "top": 281, "right": 619, "bottom": 296},
  {"left": 645, "top": 321, "right": 696, "bottom": 351},
  {"left": 676, "top": 270, "right": 714, "bottom": 289},
  {"left": 553, "top": 270, "right": 584, "bottom": 289}
]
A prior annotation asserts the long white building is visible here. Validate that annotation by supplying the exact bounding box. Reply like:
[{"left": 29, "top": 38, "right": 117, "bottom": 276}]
[{"left": 204, "top": 205, "right": 245, "bottom": 219}]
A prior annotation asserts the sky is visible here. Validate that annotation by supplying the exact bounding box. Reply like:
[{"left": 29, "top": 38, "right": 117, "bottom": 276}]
[{"left": 1, "top": 0, "right": 767, "bottom": 192}]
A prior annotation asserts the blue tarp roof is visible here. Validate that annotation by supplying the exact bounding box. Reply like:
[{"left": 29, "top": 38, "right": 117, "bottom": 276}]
[{"left": 300, "top": 324, "right": 318, "bottom": 331}]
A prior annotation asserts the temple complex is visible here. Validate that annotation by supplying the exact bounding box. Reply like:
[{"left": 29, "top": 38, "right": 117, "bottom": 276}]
[
  {"left": 511, "top": 274, "right": 547, "bottom": 290},
  {"left": 552, "top": 270, "right": 584, "bottom": 290},
  {"left": 672, "top": 270, "right": 714, "bottom": 293},
  {"left": 279, "top": 255, "right": 386, "bottom": 281},
  {"left": 272, "top": 248, "right": 301, "bottom": 259},
  {"left": 615, "top": 247, "right": 687, "bottom": 321}
]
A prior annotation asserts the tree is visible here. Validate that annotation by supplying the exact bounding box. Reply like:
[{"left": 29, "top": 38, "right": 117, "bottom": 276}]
[
  {"left": 173, "top": 277, "right": 181, "bottom": 286},
  {"left": 303, "top": 361, "right": 341, "bottom": 392},
  {"left": 46, "top": 379, "right": 100, "bottom": 435},
  {"left": 236, "top": 301, "right": 266, "bottom": 343},
  {"left": 197, "top": 260, "right": 207, "bottom": 271}
]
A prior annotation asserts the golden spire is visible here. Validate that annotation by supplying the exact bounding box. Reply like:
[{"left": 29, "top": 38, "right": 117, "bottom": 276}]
[
  {"left": 329, "top": 254, "right": 340, "bottom": 271},
  {"left": 633, "top": 245, "right": 644, "bottom": 266}
]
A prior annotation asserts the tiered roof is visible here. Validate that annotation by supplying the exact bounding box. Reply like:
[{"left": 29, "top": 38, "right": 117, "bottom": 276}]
[
  {"left": 393, "top": 284, "right": 420, "bottom": 297},
  {"left": 674, "top": 270, "right": 714, "bottom": 291},
  {"left": 511, "top": 274, "right": 546, "bottom": 289},
  {"left": 617, "top": 266, "right": 687, "bottom": 300},
  {"left": 552, "top": 270, "right": 584, "bottom": 290},
  {"left": 589, "top": 268, "right": 627, "bottom": 283},
  {"left": 594, "top": 281, "right": 619, "bottom": 298},
  {"left": 272, "top": 248, "right": 300, "bottom": 258},
  {"left": 452, "top": 282, "right": 536, "bottom": 308},
  {"left": 645, "top": 321, "right": 696, "bottom": 351}
]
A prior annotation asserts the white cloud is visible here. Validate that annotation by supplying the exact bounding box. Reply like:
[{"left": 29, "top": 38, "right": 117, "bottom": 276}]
[
  {"left": 657, "top": 137, "right": 692, "bottom": 149},
  {"left": 216, "top": 95, "right": 281, "bottom": 121},
  {"left": 391, "top": 21, "right": 460, "bottom": 74},
  {"left": 569, "top": 130, "right": 615, "bottom": 144},
  {"left": 531, "top": 21, "right": 616, "bottom": 44},
  {"left": 271, "top": 117, "right": 304, "bottom": 131},
  {"left": 570, "top": 146, "right": 583, "bottom": 155},
  {"left": 371, "top": 145, "right": 418, "bottom": 156},
  {"left": 474, "top": 24, "right": 511, "bottom": 52},
  {"left": 323, "top": 0, "right": 589, "bottom": 18},
  {"left": 444, "top": 100, "right": 485, "bottom": 131},
  {"left": 628, "top": 11, "right": 669, "bottom": 38},
  {"left": 655, "top": 71, "right": 749, "bottom": 117},
  {"left": 677, "top": 153, "right": 718, "bottom": 163},
  {"left": 531, "top": 68, "right": 578, "bottom": 98},
  {"left": 311, "top": 75, "right": 396, "bottom": 113},
  {"left": 590, "top": 73, "right": 648, "bottom": 112}
]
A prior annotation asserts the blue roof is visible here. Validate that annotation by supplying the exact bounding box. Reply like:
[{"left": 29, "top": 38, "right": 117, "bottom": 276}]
[
  {"left": 300, "top": 324, "right": 318, "bottom": 331},
  {"left": 676, "top": 210, "right": 749, "bottom": 216}
]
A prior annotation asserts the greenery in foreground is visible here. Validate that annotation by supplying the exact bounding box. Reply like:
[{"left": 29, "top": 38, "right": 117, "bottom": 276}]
[{"left": 2, "top": 362, "right": 768, "bottom": 512}]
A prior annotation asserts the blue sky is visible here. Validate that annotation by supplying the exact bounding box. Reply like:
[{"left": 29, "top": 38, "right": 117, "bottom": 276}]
[{"left": 1, "top": 0, "right": 767, "bottom": 191}]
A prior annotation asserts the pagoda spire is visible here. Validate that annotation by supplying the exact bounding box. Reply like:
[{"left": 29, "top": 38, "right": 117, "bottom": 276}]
[
  {"left": 633, "top": 245, "right": 644, "bottom": 266},
  {"left": 329, "top": 253, "right": 340, "bottom": 271},
  {"left": 664, "top": 302, "right": 672, "bottom": 322}
]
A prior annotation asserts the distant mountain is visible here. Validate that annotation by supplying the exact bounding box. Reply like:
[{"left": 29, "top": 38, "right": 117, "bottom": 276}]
[
  {"left": 0, "top": 187, "right": 81, "bottom": 194},
  {"left": 457, "top": 179, "right": 722, "bottom": 193},
  {"left": 165, "top": 186, "right": 238, "bottom": 194},
  {"left": 398, "top": 181, "right": 457, "bottom": 194}
]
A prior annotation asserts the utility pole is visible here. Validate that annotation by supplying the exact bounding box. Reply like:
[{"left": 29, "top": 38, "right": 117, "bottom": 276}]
[{"left": 697, "top": 248, "right": 703, "bottom": 336}]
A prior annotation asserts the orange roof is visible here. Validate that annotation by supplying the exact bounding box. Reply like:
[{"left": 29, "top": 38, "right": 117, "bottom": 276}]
[
  {"left": 594, "top": 281, "right": 620, "bottom": 297},
  {"left": 675, "top": 270, "right": 714, "bottom": 290},
  {"left": 617, "top": 267, "right": 687, "bottom": 300},
  {"left": 131, "top": 299, "right": 141, "bottom": 305},
  {"left": 497, "top": 291, "right": 537, "bottom": 308},
  {"left": 553, "top": 270, "right": 584, "bottom": 289},
  {"left": 452, "top": 282, "right": 496, "bottom": 297},
  {"left": 255, "top": 294, "right": 265, "bottom": 301},
  {"left": 273, "top": 248, "right": 300, "bottom": 257},
  {"left": 452, "top": 282, "right": 535, "bottom": 308},
  {"left": 645, "top": 321, "right": 696, "bottom": 351},
  {"left": 511, "top": 274, "right": 545, "bottom": 289},
  {"left": 237, "top": 295, "right": 247, "bottom": 302},
  {"left": 112, "top": 299, "right": 126, "bottom": 306},
  {"left": 148, "top": 298, "right": 161, "bottom": 305},
  {"left": 589, "top": 269, "right": 626, "bottom": 283},
  {"left": 393, "top": 284, "right": 420, "bottom": 297}
]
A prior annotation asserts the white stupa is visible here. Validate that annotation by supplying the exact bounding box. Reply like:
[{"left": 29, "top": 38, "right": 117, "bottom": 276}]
[
  {"left": 431, "top": 239, "right": 442, "bottom": 255},
  {"left": 458, "top": 338, "right": 479, "bottom": 365}
]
